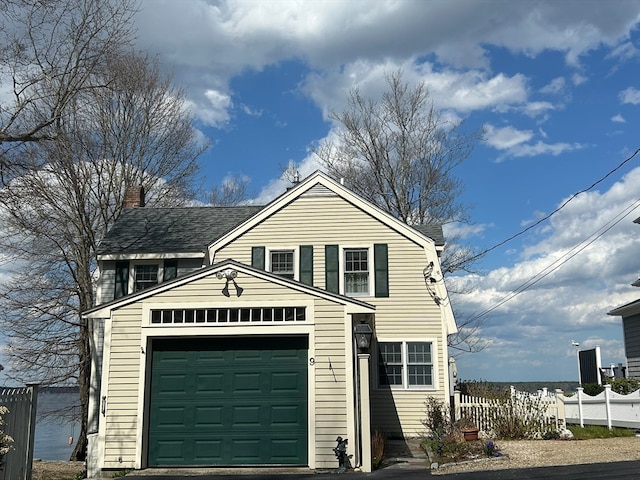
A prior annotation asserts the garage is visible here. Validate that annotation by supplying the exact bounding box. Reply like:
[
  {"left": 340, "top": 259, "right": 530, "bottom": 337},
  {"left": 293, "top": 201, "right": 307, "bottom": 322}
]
[{"left": 148, "top": 336, "right": 308, "bottom": 466}]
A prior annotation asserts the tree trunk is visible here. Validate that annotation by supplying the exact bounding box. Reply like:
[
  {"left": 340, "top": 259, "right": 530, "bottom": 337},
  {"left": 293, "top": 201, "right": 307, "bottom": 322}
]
[{"left": 71, "top": 317, "right": 91, "bottom": 461}]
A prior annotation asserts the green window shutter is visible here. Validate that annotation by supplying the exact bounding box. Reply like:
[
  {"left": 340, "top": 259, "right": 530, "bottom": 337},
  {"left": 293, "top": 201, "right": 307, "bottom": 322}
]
[
  {"left": 163, "top": 259, "right": 178, "bottom": 282},
  {"left": 252, "top": 246, "right": 265, "bottom": 270},
  {"left": 114, "top": 261, "right": 129, "bottom": 300},
  {"left": 325, "top": 245, "right": 339, "bottom": 293},
  {"left": 299, "top": 245, "right": 314, "bottom": 286},
  {"left": 374, "top": 243, "right": 389, "bottom": 298}
]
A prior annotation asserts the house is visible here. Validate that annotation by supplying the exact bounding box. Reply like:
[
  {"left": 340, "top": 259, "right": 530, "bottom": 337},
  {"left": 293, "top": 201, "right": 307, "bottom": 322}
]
[
  {"left": 607, "top": 216, "right": 640, "bottom": 380},
  {"left": 83, "top": 171, "right": 457, "bottom": 476}
]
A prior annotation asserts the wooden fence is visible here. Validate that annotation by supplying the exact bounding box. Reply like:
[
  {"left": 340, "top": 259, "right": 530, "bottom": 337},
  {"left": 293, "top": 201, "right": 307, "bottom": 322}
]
[
  {"left": 0, "top": 385, "right": 38, "bottom": 480},
  {"left": 453, "top": 386, "right": 565, "bottom": 434}
]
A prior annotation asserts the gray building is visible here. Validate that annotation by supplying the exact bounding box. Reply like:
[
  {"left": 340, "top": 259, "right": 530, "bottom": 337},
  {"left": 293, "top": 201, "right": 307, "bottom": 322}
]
[{"left": 608, "top": 216, "right": 640, "bottom": 379}]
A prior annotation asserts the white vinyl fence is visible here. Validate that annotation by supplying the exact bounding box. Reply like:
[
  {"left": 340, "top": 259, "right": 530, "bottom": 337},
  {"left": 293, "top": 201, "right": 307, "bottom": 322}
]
[
  {"left": 0, "top": 385, "right": 38, "bottom": 480},
  {"left": 454, "top": 385, "right": 640, "bottom": 433},
  {"left": 560, "top": 385, "right": 640, "bottom": 429}
]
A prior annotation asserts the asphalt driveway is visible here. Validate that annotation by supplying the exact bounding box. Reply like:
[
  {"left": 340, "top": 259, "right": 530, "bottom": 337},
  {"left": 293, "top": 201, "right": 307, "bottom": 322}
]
[{"left": 120, "top": 459, "right": 640, "bottom": 480}]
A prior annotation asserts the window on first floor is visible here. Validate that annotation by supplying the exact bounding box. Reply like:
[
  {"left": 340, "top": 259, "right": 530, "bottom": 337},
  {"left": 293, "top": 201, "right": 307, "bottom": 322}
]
[
  {"left": 344, "top": 248, "right": 369, "bottom": 295},
  {"left": 377, "top": 341, "right": 433, "bottom": 389},
  {"left": 270, "top": 250, "right": 294, "bottom": 279}
]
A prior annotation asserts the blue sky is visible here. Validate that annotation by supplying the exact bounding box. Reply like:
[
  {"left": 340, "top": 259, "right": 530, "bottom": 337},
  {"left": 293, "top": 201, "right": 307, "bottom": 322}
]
[
  {"left": 4, "top": 1, "right": 640, "bottom": 384},
  {"left": 136, "top": 1, "right": 640, "bottom": 382}
]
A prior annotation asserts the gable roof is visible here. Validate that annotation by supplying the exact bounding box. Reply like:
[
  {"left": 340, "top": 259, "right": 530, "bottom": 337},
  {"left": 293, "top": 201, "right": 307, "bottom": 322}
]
[
  {"left": 208, "top": 170, "right": 444, "bottom": 256},
  {"left": 97, "top": 206, "right": 263, "bottom": 256},
  {"left": 97, "top": 173, "right": 445, "bottom": 257},
  {"left": 84, "top": 258, "right": 375, "bottom": 318}
]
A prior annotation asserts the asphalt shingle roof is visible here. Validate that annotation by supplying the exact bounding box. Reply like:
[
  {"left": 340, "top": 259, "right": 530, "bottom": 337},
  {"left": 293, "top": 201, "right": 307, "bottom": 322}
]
[
  {"left": 97, "top": 205, "right": 445, "bottom": 255},
  {"left": 412, "top": 224, "right": 444, "bottom": 246},
  {"left": 97, "top": 206, "right": 264, "bottom": 255}
]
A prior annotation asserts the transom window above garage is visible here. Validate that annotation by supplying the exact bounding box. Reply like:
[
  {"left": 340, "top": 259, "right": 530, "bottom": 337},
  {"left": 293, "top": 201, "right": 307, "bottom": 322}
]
[{"left": 150, "top": 306, "right": 306, "bottom": 324}]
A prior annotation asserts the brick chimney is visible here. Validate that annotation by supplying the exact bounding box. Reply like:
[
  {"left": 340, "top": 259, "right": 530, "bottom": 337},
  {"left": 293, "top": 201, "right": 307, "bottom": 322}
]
[{"left": 124, "top": 185, "right": 145, "bottom": 208}]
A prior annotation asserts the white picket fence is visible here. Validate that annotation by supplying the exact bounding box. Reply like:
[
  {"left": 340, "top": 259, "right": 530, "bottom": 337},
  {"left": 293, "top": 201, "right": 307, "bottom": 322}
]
[
  {"left": 454, "top": 385, "right": 640, "bottom": 433},
  {"left": 0, "top": 385, "right": 38, "bottom": 480},
  {"left": 559, "top": 385, "right": 640, "bottom": 429},
  {"left": 453, "top": 386, "right": 564, "bottom": 434}
]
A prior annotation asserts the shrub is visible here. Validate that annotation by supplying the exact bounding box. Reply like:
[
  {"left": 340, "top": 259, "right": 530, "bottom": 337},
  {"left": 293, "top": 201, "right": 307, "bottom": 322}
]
[
  {"left": 422, "top": 396, "right": 451, "bottom": 440},
  {"left": 0, "top": 406, "right": 14, "bottom": 457},
  {"left": 457, "top": 379, "right": 504, "bottom": 399},
  {"left": 608, "top": 377, "right": 640, "bottom": 395},
  {"left": 371, "top": 429, "right": 386, "bottom": 470},
  {"left": 582, "top": 383, "right": 604, "bottom": 396},
  {"left": 489, "top": 390, "right": 552, "bottom": 439}
]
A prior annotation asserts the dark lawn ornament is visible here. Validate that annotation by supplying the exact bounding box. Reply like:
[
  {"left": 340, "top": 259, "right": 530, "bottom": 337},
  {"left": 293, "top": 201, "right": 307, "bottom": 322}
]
[{"left": 333, "top": 436, "right": 352, "bottom": 473}]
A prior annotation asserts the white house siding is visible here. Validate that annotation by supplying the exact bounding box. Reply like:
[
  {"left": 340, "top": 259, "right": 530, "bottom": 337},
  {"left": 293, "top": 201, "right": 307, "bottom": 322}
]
[
  {"left": 100, "top": 270, "right": 355, "bottom": 470},
  {"left": 312, "top": 299, "right": 351, "bottom": 468},
  {"left": 213, "top": 195, "right": 449, "bottom": 436},
  {"left": 103, "top": 304, "right": 143, "bottom": 469}
]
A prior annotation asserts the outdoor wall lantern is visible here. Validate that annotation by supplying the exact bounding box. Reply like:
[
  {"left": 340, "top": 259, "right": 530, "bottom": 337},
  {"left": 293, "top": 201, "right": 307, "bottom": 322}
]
[{"left": 354, "top": 320, "right": 373, "bottom": 353}]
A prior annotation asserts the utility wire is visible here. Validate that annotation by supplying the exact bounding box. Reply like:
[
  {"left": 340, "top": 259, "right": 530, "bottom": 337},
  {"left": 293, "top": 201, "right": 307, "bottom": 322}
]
[
  {"left": 460, "top": 148, "right": 640, "bottom": 267},
  {"left": 461, "top": 197, "right": 640, "bottom": 325}
]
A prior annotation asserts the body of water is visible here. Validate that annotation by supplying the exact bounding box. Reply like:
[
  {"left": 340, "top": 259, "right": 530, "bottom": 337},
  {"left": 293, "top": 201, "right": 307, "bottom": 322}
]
[{"left": 34, "top": 387, "right": 81, "bottom": 461}]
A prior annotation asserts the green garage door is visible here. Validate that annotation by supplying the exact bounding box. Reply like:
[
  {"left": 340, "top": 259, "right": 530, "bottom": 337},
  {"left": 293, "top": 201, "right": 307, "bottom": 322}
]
[{"left": 149, "top": 336, "right": 308, "bottom": 466}]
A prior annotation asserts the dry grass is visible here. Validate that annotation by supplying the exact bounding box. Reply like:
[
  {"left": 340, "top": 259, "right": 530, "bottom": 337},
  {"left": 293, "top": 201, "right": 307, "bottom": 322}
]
[
  {"left": 431, "top": 436, "right": 640, "bottom": 475},
  {"left": 32, "top": 460, "right": 85, "bottom": 480}
]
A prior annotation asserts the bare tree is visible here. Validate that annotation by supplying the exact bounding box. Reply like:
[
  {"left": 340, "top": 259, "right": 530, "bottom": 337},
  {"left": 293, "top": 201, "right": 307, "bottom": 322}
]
[
  {"left": 315, "top": 70, "right": 484, "bottom": 351},
  {"left": 0, "top": 0, "right": 136, "bottom": 180},
  {"left": 0, "top": 52, "right": 206, "bottom": 460},
  {"left": 208, "top": 174, "right": 251, "bottom": 206}
]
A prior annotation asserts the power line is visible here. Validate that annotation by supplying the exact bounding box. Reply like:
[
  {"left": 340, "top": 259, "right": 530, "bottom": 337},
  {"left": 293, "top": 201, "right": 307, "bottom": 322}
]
[
  {"left": 460, "top": 197, "right": 640, "bottom": 326},
  {"left": 459, "top": 148, "right": 640, "bottom": 267}
]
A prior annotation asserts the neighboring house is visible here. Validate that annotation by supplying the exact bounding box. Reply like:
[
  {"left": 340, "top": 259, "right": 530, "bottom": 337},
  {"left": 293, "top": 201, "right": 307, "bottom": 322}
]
[
  {"left": 83, "top": 171, "right": 457, "bottom": 476},
  {"left": 608, "top": 216, "right": 640, "bottom": 380}
]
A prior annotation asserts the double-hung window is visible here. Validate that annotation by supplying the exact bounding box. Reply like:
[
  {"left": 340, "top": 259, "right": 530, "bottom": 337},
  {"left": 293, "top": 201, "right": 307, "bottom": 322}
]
[
  {"left": 378, "top": 341, "right": 434, "bottom": 389},
  {"left": 134, "top": 264, "right": 159, "bottom": 292},
  {"left": 270, "top": 250, "right": 294, "bottom": 279},
  {"left": 344, "top": 248, "right": 369, "bottom": 295}
]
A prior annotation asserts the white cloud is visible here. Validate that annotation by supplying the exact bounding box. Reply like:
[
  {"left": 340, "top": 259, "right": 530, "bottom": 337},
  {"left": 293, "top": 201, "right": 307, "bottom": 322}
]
[
  {"left": 484, "top": 124, "right": 534, "bottom": 150},
  {"left": 606, "top": 41, "right": 640, "bottom": 62},
  {"left": 450, "top": 166, "right": 640, "bottom": 381},
  {"left": 540, "top": 77, "right": 566, "bottom": 94},
  {"left": 522, "top": 101, "right": 556, "bottom": 118},
  {"left": 302, "top": 61, "right": 529, "bottom": 121},
  {"left": 506, "top": 140, "right": 585, "bottom": 158},
  {"left": 196, "top": 89, "right": 233, "bottom": 127},
  {"left": 572, "top": 73, "right": 588, "bottom": 85},
  {"left": 133, "top": 1, "right": 640, "bottom": 127},
  {"left": 619, "top": 87, "right": 640, "bottom": 104},
  {"left": 484, "top": 124, "right": 585, "bottom": 159},
  {"left": 611, "top": 114, "right": 625, "bottom": 123}
]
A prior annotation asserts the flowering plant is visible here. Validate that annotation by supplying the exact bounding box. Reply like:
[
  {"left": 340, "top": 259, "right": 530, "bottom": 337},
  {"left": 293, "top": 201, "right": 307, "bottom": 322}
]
[
  {"left": 0, "top": 406, "right": 14, "bottom": 457},
  {"left": 483, "top": 440, "right": 502, "bottom": 457}
]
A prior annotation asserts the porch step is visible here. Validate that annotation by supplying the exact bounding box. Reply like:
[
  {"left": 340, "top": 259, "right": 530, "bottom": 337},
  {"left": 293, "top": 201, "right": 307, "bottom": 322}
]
[{"left": 384, "top": 438, "right": 428, "bottom": 466}]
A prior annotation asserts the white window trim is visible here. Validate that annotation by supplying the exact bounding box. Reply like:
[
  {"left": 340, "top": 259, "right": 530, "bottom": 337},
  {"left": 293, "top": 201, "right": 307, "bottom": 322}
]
[
  {"left": 267, "top": 246, "right": 298, "bottom": 281},
  {"left": 340, "top": 244, "right": 373, "bottom": 297},
  {"left": 130, "top": 260, "right": 163, "bottom": 293},
  {"left": 376, "top": 339, "right": 438, "bottom": 391}
]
